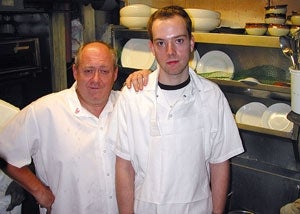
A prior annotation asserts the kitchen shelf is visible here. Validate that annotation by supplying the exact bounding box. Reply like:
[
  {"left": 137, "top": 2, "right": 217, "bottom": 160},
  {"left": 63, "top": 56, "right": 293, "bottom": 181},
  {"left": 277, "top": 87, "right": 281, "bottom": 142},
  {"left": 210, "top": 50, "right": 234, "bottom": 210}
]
[
  {"left": 208, "top": 78, "right": 290, "bottom": 95},
  {"left": 111, "top": 26, "right": 280, "bottom": 48},
  {"left": 193, "top": 32, "right": 280, "bottom": 48},
  {"left": 236, "top": 123, "right": 292, "bottom": 139}
]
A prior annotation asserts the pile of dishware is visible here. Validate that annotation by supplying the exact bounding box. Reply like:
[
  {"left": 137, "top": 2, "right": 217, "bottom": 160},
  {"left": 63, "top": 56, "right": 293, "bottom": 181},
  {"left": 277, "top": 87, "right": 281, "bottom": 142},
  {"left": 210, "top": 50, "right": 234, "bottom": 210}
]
[
  {"left": 119, "top": 4, "right": 152, "bottom": 29},
  {"left": 235, "top": 102, "right": 293, "bottom": 132},
  {"left": 265, "top": 4, "right": 287, "bottom": 24},
  {"left": 245, "top": 4, "right": 293, "bottom": 36},
  {"left": 265, "top": 4, "right": 290, "bottom": 36},
  {"left": 184, "top": 8, "right": 221, "bottom": 32}
]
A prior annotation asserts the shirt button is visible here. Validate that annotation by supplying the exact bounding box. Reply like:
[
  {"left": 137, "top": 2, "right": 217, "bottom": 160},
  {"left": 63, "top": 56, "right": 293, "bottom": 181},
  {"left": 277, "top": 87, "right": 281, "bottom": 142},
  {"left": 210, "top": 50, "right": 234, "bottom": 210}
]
[
  {"left": 109, "top": 196, "right": 112, "bottom": 199},
  {"left": 103, "top": 150, "right": 106, "bottom": 153},
  {"left": 107, "top": 173, "right": 110, "bottom": 176},
  {"left": 168, "top": 114, "right": 173, "bottom": 119}
]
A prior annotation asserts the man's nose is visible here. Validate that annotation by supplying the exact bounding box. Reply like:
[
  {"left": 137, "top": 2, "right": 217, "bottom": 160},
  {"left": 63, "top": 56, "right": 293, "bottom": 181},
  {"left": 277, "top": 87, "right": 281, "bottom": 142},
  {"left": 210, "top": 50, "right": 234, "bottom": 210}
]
[
  {"left": 91, "top": 70, "right": 101, "bottom": 80},
  {"left": 166, "top": 42, "right": 176, "bottom": 55}
]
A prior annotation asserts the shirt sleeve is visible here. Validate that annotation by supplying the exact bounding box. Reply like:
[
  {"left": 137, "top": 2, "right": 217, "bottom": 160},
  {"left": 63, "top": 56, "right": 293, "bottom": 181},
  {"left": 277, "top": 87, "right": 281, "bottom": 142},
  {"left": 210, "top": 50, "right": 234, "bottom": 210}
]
[
  {"left": 0, "top": 105, "right": 40, "bottom": 167},
  {"left": 208, "top": 88, "right": 244, "bottom": 164},
  {"left": 107, "top": 92, "right": 131, "bottom": 161}
]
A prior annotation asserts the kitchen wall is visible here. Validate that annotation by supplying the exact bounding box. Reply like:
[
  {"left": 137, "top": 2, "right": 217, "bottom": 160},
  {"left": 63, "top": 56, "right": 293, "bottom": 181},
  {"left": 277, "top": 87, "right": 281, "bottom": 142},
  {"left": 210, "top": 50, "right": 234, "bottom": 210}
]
[{"left": 124, "top": 0, "right": 300, "bottom": 27}]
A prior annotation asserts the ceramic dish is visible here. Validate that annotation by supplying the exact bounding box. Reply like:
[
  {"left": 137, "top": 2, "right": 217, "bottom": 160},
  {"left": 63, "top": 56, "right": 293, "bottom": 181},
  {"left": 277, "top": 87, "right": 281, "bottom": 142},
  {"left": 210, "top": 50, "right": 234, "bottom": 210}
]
[
  {"left": 238, "top": 77, "right": 261, "bottom": 85},
  {"left": 121, "top": 39, "right": 155, "bottom": 69},
  {"left": 261, "top": 103, "right": 293, "bottom": 132},
  {"left": 235, "top": 102, "right": 267, "bottom": 127},
  {"left": 189, "top": 49, "right": 200, "bottom": 71},
  {"left": 197, "top": 50, "right": 234, "bottom": 78}
]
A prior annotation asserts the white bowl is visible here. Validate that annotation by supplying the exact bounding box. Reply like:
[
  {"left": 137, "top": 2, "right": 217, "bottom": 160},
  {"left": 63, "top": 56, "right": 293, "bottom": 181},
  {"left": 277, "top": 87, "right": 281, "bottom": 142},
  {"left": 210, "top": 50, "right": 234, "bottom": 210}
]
[
  {"left": 151, "top": 7, "right": 158, "bottom": 14},
  {"left": 291, "top": 14, "right": 300, "bottom": 25},
  {"left": 265, "top": 13, "right": 286, "bottom": 24},
  {"left": 267, "top": 24, "right": 289, "bottom": 36},
  {"left": 245, "top": 23, "right": 268, "bottom": 36},
  {"left": 120, "top": 16, "right": 149, "bottom": 29},
  {"left": 191, "top": 18, "right": 221, "bottom": 32},
  {"left": 120, "top": 4, "right": 151, "bottom": 17},
  {"left": 265, "top": 5, "right": 287, "bottom": 14},
  {"left": 185, "top": 8, "right": 221, "bottom": 19}
]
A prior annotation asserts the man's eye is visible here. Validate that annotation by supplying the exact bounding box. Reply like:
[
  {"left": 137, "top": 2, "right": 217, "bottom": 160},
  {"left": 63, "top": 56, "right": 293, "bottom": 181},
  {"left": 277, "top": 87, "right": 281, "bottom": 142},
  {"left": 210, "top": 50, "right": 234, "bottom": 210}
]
[
  {"left": 100, "top": 70, "right": 110, "bottom": 74},
  {"left": 84, "top": 69, "right": 94, "bottom": 74},
  {"left": 176, "top": 38, "right": 184, "bottom": 44},
  {"left": 157, "top": 41, "right": 165, "bottom": 47}
]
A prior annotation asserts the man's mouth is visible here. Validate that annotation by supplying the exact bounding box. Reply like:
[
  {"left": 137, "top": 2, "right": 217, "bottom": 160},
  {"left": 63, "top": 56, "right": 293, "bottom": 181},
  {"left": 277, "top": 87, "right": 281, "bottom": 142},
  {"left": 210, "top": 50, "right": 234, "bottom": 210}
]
[{"left": 166, "top": 60, "right": 178, "bottom": 66}]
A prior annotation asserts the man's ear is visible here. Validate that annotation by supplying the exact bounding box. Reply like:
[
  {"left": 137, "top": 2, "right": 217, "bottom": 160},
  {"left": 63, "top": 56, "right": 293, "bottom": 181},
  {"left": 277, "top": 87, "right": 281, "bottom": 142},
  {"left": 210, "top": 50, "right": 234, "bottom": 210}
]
[
  {"left": 114, "top": 67, "right": 118, "bottom": 82},
  {"left": 72, "top": 64, "right": 78, "bottom": 81},
  {"left": 190, "top": 35, "right": 195, "bottom": 53},
  {"left": 149, "top": 41, "right": 155, "bottom": 56}
]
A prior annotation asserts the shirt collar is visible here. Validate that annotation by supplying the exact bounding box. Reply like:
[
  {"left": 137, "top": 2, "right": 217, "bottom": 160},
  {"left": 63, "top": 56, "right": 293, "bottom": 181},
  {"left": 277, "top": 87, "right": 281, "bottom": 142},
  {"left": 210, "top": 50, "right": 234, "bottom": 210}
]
[{"left": 67, "top": 82, "right": 116, "bottom": 118}]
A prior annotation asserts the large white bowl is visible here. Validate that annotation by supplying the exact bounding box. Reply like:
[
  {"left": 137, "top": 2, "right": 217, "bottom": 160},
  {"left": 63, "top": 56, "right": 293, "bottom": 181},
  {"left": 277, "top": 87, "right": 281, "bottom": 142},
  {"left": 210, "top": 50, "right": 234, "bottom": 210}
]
[
  {"left": 191, "top": 18, "right": 221, "bottom": 32},
  {"left": 120, "top": 4, "right": 151, "bottom": 17},
  {"left": 120, "top": 16, "right": 149, "bottom": 29},
  {"left": 185, "top": 8, "right": 221, "bottom": 19}
]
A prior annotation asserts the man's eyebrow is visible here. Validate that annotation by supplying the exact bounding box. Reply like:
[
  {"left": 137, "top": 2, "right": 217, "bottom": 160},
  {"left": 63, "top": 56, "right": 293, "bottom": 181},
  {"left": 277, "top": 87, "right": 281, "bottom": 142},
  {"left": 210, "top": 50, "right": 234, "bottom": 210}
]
[{"left": 153, "top": 34, "right": 188, "bottom": 41}]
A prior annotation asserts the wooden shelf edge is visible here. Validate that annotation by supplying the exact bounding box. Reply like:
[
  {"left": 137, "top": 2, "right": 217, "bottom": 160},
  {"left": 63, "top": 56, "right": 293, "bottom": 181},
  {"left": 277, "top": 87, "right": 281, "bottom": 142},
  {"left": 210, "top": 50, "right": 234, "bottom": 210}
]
[{"left": 192, "top": 32, "right": 280, "bottom": 48}]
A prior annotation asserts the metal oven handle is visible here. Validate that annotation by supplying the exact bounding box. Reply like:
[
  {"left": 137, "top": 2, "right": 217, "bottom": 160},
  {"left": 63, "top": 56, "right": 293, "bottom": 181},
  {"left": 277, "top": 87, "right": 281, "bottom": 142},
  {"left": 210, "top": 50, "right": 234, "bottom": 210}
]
[{"left": 14, "top": 45, "right": 30, "bottom": 53}]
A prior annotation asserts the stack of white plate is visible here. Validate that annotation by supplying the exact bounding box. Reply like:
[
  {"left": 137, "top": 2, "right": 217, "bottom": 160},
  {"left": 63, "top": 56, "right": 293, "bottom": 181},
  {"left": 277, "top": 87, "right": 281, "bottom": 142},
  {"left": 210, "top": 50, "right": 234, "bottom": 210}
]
[
  {"left": 121, "top": 38, "right": 155, "bottom": 69},
  {"left": 235, "top": 102, "right": 293, "bottom": 132},
  {"left": 185, "top": 8, "right": 221, "bottom": 32},
  {"left": 119, "top": 4, "right": 152, "bottom": 29},
  {"left": 189, "top": 49, "right": 200, "bottom": 71}
]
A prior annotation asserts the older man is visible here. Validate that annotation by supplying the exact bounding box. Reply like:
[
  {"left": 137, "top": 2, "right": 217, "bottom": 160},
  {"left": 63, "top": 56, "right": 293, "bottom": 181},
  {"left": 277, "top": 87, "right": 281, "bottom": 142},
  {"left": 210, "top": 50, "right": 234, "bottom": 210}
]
[{"left": 0, "top": 41, "right": 149, "bottom": 214}]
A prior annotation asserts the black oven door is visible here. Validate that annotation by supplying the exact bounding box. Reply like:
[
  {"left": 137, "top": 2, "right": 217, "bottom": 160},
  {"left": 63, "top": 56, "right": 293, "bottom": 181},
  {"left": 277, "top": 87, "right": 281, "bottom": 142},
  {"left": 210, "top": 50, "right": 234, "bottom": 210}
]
[{"left": 0, "top": 38, "right": 42, "bottom": 80}]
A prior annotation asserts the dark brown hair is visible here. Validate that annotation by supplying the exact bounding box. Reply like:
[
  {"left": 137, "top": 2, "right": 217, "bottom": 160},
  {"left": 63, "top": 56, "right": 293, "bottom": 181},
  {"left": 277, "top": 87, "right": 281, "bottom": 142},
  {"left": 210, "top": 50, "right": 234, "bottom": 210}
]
[{"left": 147, "top": 5, "right": 192, "bottom": 41}]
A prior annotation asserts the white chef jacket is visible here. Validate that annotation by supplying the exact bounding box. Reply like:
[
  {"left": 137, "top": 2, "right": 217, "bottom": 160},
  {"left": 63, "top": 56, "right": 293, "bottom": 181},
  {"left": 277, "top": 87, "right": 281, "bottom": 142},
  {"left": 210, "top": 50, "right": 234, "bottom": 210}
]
[
  {"left": 0, "top": 100, "right": 21, "bottom": 214},
  {"left": 108, "top": 68, "right": 244, "bottom": 214},
  {"left": 0, "top": 83, "right": 119, "bottom": 214}
]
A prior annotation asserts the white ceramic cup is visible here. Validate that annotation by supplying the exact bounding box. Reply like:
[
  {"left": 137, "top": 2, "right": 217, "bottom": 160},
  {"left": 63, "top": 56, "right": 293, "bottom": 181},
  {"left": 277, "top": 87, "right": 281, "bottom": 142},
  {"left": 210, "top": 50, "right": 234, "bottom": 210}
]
[{"left": 290, "top": 67, "right": 300, "bottom": 114}]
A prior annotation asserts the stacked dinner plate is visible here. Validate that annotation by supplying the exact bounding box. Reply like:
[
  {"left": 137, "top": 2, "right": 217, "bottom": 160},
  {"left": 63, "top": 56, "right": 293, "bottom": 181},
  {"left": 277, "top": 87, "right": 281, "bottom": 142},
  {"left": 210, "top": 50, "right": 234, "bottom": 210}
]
[
  {"left": 121, "top": 38, "right": 155, "bottom": 69},
  {"left": 235, "top": 102, "right": 293, "bottom": 133},
  {"left": 119, "top": 4, "right": 151, "bottom": 29}
]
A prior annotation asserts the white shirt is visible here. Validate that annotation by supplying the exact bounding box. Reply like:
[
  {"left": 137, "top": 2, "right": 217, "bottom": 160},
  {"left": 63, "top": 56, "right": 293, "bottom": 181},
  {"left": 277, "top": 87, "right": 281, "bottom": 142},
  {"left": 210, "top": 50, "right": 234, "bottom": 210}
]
[
  {"left": 0, "top": 100, "right": 21, "bottom": 214},
  {"left": 108, "top": 69, "right": 244, "bottom": 214},
  {"left": 0, "top": 83, "right": 119, "bottom": 214}
]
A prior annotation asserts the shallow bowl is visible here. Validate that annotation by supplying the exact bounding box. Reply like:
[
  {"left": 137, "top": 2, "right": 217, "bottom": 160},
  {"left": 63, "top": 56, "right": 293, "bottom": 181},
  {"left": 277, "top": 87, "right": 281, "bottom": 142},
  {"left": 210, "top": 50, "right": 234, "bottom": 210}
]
[
  {"left": 265, "top": 13, "right": 286, "bottom": 24},
  {"left": 185, "top": 8, "right": 221, "bottom": 19},
  {"left": 245, "top": 23, "right": 268, "bottom": 36},
  {"left": 291, "top": 14, "right": 300, "bottom": 25},
  {"left": 265, "top": 4, "right": 287, "bottom": 15},
  {"left": 191, "top": 17, "right": 221, "bottom": 32},
  {"left": 267, "top": 23, "right": 290, "bottom": 36},
  {"left": 120, "top": 16, "right": 149, "bottom": 29},
  {"left": 120, "top": 4, "right": 151, "bottom": 17}
]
